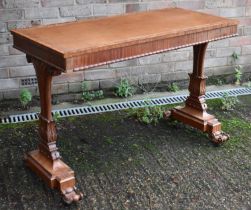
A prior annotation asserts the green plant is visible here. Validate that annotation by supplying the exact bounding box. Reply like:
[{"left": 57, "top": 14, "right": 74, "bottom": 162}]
[
  {"left": 53, "top": 112, "right": 61, "bottom": 122},
  {"left": 215, "top": 78, "right": 223, "bottom": 86},
  {"left": 220, "top": 93, "right": 238, "bottom": 110},
  {"left": 82, "top": 82, "right": 104, "bottom": 101},
  {"left": 234, "top": 65, "right": 243, "bottom": 85},
  {"left": 246, "top": 81, "right": 251, "bottom": 88},
  {"left": 231, "top": 52, "right": 242, "bottom": 85},
  {"left": 104, "top": 137, "right": 113, "bottom": 145},
  {"left": 231, "top": 51, "right": 240, "bottom": 61},
  {"left": 19, "top": 88, "right": 32, "bottom": 108},
  {"left": 167, "top": 83, "right": 180, "bottom": 92},
  {"left": 130, "top": 105, "right": 164, "bottom": 125},
  {"left": 115, "top": 79, "right": 134, "bottom": 98},
  {"left": 207, "top": 75, "right": 227, "bottom": 86}
]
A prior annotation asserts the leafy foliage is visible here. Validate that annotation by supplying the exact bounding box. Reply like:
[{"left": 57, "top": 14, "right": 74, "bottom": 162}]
[
  {"left": 231, "top": 51, "right": 240, "bottom": 61},
  {"left": 167, "top": 83, "right": 180, "bottom": 92},
  {"left": 207, "top": 75, "right": 227, "bottom": 86},
  {"left": 234, "top": 65, "right": 243, "bottom": 85},
  {"left": 214, "top": 78, "right": 223, "bottom": 86},
  {"left": 220, "top": 93, "right": 238, "bottom": 110},
  {"left": 19, "top": 88, "right": 32, "bottom": 108},
  {"left": 82, "top": 82, "right": 104, "bottom": 101},
  {"left": 246, "top": 82, "right": 251, "bottom": 88},
  {"left": 231, "top": 51, "right": 242, "bottom": 85},
  {"left": 53, "top": 112, "right": 61, "bottom": 122},
  {"left": 130, "top": 104, "right": 164, "bottom": 125},
  {"left": 115, "top": 79, "right": 134, "bottom": 98}
]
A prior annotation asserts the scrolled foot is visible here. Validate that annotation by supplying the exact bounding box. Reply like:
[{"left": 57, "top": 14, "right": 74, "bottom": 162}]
[
  {"left": 210, "top": 131, "right": 230, "bottom": 145},
  {"left": 163, "top": 110, "right": 171, "bottom": 120},
  {"left": 62, "top": 187, "right": 83, "bottom": 204}
]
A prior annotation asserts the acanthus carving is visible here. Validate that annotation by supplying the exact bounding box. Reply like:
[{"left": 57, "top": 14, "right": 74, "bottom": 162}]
[
  {"left": 186, "top": 77, "right": 208, "bottom": 112},
  {"left": 29, "top": 56, "right": 61, "bottom": 77},
  {"left": 39, "top": 114, "right": 57, "bottom": 142},
  {"left": 188, "top": 74, "right": 207, "bottom": 96},
  {"left": 38, "top": 115, "right": 61, "bottom": 160}
]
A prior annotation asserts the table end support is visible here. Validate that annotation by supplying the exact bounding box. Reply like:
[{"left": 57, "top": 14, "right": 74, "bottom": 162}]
[
  {"left": 170, "top": 43, "right": 230, "bottom": 145},
  {"left": 26, "top": 56, "right": 83, "bottom": 203}
]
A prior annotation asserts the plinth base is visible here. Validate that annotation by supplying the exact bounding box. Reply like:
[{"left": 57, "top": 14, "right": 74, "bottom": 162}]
[
  {"left": 25, "top": 150, "right": 83, "bottom": 204},
  {"left": 171, "top": 106, "right": 217, "bottom": 132},
  {"left": 171, "top": 106, "right": 230, "bottom": 144}
]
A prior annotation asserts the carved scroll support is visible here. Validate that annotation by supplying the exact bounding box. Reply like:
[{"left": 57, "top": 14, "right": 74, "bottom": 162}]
[
  {"left": 171, "top": 43, "right": 230, "bottom": 144},
  {"left": 25, "top": 55, "right": 83, "bottom": 203}
]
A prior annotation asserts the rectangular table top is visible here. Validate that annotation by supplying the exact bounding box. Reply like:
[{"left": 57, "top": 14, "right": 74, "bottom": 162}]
[{"left": 11, "top": 8, "right": 238, "bottom": 72}]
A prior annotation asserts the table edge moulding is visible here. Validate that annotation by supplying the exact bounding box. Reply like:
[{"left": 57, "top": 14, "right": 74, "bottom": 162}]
[{"left": 10, "top": 7, "right": 239, "bottom": 204}]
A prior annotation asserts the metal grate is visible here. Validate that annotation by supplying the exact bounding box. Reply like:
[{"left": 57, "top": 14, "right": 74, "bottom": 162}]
[
  {"left": 1, "top": 87, "right": 251, "bottom": 124},
  {"left": 21, "top": 77, "right": 38, "bottom": 86}
]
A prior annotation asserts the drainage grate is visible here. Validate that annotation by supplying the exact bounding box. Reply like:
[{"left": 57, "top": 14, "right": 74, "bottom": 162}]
[{"left": 1, "top": 87, "right": 251, "bottom": 124}]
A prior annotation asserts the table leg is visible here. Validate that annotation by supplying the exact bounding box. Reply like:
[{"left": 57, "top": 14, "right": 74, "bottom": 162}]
[
  {"left": 25, "top": 56, "right": 83, "bottom": 203},
  {"left": 171, "top": 43, "right": 230, "bottom": 144}
]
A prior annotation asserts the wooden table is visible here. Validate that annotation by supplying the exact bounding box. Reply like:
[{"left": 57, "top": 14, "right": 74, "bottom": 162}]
[{"left": 11, "top": 8, "right": 238, "bottom": 203}]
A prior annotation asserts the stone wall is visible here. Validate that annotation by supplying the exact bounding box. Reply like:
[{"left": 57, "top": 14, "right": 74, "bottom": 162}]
[{"left": 0, "top": 0, "right": 251, "bottom": 99}]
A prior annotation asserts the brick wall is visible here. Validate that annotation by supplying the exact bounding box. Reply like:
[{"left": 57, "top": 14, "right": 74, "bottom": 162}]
[{"left": 0, "top": 0, "right": 251, "bottom": 100}]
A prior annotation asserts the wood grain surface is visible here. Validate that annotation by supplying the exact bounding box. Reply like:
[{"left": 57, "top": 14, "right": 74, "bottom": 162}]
[{"left": 11, "top": 8, "right": 238, "bottom": 71}]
